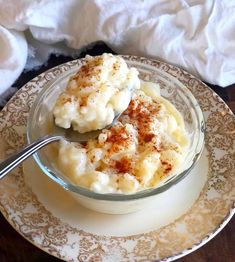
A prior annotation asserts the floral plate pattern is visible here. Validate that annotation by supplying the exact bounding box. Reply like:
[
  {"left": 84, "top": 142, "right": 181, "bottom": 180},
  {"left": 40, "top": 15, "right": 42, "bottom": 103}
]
[{"left": 0, "top": 56, "right": 235, "bottom": 261}]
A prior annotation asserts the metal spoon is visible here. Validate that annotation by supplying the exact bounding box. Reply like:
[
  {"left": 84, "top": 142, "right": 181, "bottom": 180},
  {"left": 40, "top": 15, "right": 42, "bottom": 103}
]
[{"left": 0, "top": 113, "right": 121, "bottom": 180}]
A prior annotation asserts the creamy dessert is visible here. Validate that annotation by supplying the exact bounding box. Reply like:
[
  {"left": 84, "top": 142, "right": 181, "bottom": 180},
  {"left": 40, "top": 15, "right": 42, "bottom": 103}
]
[
  {"left": 53, "top": 54, "right": 189, "bottom": 193},
  {"left": 53, "top": 53, "right": 140, "bottom": 133},
  {"left": 52, "top": 54, "right": 189, "bottom": 193}
]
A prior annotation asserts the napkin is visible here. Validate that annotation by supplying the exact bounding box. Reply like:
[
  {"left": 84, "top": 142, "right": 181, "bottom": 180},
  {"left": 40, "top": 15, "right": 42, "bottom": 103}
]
[
  {"left": 0, "top": 26, "right": 27, "bottom": 99},
  {"left": 0, "top": 0, "right": 235, "bottom": 99}
]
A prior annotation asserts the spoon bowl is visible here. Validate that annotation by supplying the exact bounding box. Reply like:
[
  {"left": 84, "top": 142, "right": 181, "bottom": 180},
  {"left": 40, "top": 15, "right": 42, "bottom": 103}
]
[
  {"left": 0, "top": 111, "right": 122, "bottom": 180},
  {"left": 56, "top": 112, "right": 122, "bottom": 143}
]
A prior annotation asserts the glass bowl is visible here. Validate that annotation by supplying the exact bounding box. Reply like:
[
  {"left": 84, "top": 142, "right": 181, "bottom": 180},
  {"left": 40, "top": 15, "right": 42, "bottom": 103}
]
[{"left": 27, "top": 57, "right": 205, "bottom": 214}]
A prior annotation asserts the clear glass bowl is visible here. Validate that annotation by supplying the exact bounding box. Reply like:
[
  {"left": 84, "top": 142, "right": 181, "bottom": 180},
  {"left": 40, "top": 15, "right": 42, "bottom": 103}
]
[{"left": 27, "top": 58, "right": 205, "bottom": 214}]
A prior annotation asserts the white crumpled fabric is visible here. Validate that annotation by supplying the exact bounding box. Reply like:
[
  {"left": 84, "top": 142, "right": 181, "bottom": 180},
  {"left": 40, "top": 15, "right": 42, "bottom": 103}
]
[
  {"left": 0, "top": 0, "right": 235, "bottom": 98},
  {"left": 0, "top": 26, "right": 27, "bottom": 98}
]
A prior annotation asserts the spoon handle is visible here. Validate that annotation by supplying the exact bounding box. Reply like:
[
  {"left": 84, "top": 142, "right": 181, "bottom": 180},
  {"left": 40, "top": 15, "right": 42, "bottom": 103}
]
[{"left": 0, "top": 135, "right": 62, "bottom": 180}]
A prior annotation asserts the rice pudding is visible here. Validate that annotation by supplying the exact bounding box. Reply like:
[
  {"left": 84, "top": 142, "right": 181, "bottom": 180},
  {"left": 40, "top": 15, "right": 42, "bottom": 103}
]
[{"left": 54, "top": 62, "right": 189, "bottom": 193}]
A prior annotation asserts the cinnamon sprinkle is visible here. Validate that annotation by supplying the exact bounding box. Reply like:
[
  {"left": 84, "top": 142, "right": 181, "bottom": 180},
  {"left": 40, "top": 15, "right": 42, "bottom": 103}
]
[
  {"left": 123, "top": 97, "right": 161, "bottom": 145},
  {"left": 161, "top": 160, "right": 172, "bottom": 174},
  {"left": 114, "top": 157, "right": 133, "bottom": 174},
  {"left": 144, "top": 133, "right": 155, "bottom": 143}
]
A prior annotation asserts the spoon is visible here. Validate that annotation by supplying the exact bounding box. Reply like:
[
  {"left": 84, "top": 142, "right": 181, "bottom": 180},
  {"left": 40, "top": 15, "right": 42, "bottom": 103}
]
[{"left": 0, "top": 113, "right": 121, "bottom": 180}]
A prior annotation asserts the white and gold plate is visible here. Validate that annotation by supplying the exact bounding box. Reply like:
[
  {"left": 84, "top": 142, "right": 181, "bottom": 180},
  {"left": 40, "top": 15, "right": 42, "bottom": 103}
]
[{"left": 0, "top": 56, "right": 234, "bottom": 261}]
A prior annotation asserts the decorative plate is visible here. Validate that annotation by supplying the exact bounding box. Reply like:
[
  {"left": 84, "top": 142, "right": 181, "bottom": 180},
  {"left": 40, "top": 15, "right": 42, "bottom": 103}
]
[{"left": 0, "top": 56, "right": 234, "bottom": 261}]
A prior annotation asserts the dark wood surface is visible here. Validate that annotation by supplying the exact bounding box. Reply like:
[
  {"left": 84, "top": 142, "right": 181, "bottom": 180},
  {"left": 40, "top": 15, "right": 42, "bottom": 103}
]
[{"left": 0, "top": 48, "right": 234, "bottom": 261}]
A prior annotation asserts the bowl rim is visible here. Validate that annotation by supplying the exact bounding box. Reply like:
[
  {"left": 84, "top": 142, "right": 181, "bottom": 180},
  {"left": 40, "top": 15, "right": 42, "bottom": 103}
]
[{"left": 27, "top": 55, "right": 205, "bottom": 201}]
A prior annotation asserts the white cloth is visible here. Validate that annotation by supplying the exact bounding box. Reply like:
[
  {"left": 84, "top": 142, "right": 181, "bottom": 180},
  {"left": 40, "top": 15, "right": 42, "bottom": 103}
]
[
  {"left": 0, "top": 26, "right": 27, "bottom": 96},
  {"left": 0, "top": 0, "right": 235, "bottom": 97}
]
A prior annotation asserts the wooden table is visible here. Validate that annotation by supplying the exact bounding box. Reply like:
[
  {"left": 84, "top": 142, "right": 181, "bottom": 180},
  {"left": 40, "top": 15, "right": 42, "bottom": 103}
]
[{"left": 0, "top": 51, "right": 234, "bottom": 261}]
